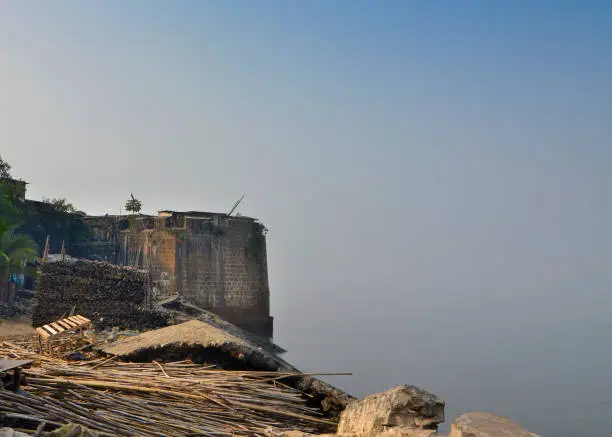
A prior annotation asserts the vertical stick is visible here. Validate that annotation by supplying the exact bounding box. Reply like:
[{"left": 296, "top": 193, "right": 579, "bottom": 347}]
[
  {"left": 13, "top": 368, "right": 22, "bottom": 391},
  {"left": 42, "top": 235, "right": 51, "bottom": 262}
]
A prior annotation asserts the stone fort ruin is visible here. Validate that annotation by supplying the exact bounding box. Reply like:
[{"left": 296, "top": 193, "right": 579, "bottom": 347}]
[
  {"left": 3, "top": 179, "right": 273, "bottom": 337},
  {"left": 74, "top": 211, "right": 272, "bottom": 336}
]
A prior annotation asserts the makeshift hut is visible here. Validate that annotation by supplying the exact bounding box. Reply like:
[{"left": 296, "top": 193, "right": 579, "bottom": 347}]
[{"left": 103, "top": 320, "right": 354, "bottom": 420}]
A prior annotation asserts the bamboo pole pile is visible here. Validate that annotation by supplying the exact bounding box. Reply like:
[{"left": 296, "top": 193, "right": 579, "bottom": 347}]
[{"left": 0, "top": 342, "right": 343, "bottom": 436}]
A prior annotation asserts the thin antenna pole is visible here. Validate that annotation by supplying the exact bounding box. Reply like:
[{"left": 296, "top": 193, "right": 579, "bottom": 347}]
[{"left": 227, "top": 194, "right": 245, "bottom": 216}]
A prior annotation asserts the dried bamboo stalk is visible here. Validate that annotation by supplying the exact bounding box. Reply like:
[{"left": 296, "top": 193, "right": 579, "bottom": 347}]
[{"left": 0, "top": 342, "right": 342, "bottom": 436}]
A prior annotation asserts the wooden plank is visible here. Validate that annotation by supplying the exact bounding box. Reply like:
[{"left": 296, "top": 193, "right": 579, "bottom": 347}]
[
  {"left": 36, "top": 327, "right": 50, "bottom": 339},
  {"left": 74, "top": 317, "right": 87, "bottom": 325},
  {"left": 43, "top": 325, "right": 57, "bottom": 336},
  {"left": 57, "top": 321, "right": 72, "bottom": 329},
  {"left": 62, "top": 318, "right": 78, "bottom": 328},
  {"left": 67, "top": 316, "right": 83, "bottom": 325},
  {"left": 74, "top": 315, "right": 89, "bottom": 323},
  {"left": 50, "top": 322, "right": 65, "bottom": 333},
  {"left": 56, "top": 320, "right": 72, "bottom": 330}
]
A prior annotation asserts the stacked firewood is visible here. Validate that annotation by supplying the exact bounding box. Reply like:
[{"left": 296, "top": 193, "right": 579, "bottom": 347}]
[{"left": 32, "top": 260, "right": 169, "bottom": 330}]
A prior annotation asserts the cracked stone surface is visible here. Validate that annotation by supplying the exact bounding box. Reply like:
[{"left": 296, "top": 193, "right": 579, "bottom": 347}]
[
  {"left": 449, "top": 412, "right": 540, "bottom": 437},
  {"left": 337, "top": 385, "right": 445, "bottom": 436}
]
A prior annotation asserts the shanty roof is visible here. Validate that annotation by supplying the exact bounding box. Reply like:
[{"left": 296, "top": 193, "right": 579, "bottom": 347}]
[
  {"left": 161, "top": 296, "right": 286, "bottom": 355},
  {"left": 102, "top": 319, "right": 250, "bottom": 357}
]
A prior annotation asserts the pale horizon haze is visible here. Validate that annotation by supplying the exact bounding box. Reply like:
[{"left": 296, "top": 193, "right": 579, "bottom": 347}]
[{"left": 1, "top": 2, "right": 612, "bottom": 436}]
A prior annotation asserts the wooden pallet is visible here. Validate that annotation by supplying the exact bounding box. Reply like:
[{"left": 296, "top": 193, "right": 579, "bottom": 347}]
[{"left": 36, "top": 315, "right": 93, "bottom": 355}]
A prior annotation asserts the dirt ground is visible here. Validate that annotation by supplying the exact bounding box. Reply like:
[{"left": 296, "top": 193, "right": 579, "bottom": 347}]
[{"left": 0, "top": 317, "right": 36, "bottom": 340}]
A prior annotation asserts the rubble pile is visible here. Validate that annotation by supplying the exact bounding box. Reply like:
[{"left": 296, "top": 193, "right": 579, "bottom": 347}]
[{"left": 32, "top": 260, "right": 169, "bottom": 330}]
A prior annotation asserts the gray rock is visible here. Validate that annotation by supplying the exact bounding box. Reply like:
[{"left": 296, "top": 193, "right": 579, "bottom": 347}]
[
  {"left": 269, "top": 427, "right": 438, "bottom": 437},
  {"left": 380, "top": 429, "right": 438, "bottom": 437},
  {"left": 0, "top": 428, "right": 30, "bottom": 437},
  {"left": 449, "top": 412, "right": 540, "bottom": 437},
  {"left": 337, "top": 385, "right": 445, "bottom": 436}
]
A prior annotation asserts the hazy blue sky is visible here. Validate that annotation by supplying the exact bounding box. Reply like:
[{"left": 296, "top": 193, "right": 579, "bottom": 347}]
[{"left": 1, "top": 2, "right": 612, "bottom": 435}]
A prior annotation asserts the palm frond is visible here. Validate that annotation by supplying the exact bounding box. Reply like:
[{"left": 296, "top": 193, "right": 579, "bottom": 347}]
[
  {"left": 0, "top": 227, "right": 38, "bottom": 274},
  {"left": 0, "top": 251, "right": 9, "bottom": 268},
  {"left": 5, "top": 235, "right": 38, "bottom": 254}
]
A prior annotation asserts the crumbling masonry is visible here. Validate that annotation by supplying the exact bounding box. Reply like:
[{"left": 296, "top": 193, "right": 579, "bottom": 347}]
[{"left": 69, "top": 211, "right": 273, "bottom": 337}]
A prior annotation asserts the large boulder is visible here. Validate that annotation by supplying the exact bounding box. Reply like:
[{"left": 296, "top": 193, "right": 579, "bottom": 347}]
[
  {"left": 449, "top": 412, "right": 540, "bottom": 437},
  {"left": 269, "top": 429, "right": 437, "bottom": 437},
  {"left": 337, "top": 385, "right": 444, "bottom": 436}
]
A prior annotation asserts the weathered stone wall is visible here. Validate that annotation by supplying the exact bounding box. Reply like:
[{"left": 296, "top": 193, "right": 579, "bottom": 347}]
[
  {"left": 175, "top": 215, "right": 272, "bottom": 336},
  {"left": 122, "top": 226, "right": 177, "bottom": 297}
]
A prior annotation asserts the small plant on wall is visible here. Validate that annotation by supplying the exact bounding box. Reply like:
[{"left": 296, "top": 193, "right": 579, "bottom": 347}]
[
  {"left": 125, "top": 193, "right": 143, "bottom": 215},
  {"left": 0, "top": 154, "right": 12, "bottom": 179}
]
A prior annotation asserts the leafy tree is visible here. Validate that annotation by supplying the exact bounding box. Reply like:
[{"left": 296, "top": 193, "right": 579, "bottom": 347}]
[
  {"left": 42, "top": 197, "right": 78, "bottom": 214},
  {"left": 0, "top": 227, "right": 37, "bottom": 302},
  {"left": 125, "top": 193, "right": 142, "bottom": 215},
  {"left": 0, "top": 167, "right": 37, "bottom": 299},
  {"left": 0, "top": 155, "right": 28, "bottom": 202},
  {"left": 0, "top": 188, "right": 21, "bottom": 236},
  {"left": 0, "top": 155, "right": 11, "bottom": 179},
  {"left": 0, "top": 188, "right": 31, "bottom": 273},
  {"left": 0, "top": 228, "right": 38, "bottom": 276}
]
